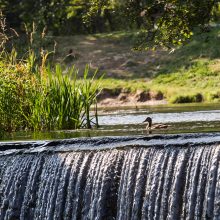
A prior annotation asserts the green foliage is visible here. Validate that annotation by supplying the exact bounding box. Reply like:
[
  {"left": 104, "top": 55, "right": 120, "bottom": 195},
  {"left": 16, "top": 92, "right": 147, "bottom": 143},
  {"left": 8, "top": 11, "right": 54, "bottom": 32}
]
[
  {"left": 0, "top": 58, "right": 39, "bottom": 132},
  {"left": 22, "top": 64, "right": 102, "bottom": 131},
  {"left": 170, "top": 93, "right": 203, "bottom": 104},
  {"left": 0, "top": 56, "right": 102, "bottom": 132},
  {"left": 2, "top": 0, "right": 219, "bottom": 48},
  {"left": 130, "top": 0, "right": 215, "bottom": 49},
  {"left": 0, "top": 15, "right": 102, "bottom": 132},
  {"left": 1, "top": 0, "right": 67, "bottom": 34}
]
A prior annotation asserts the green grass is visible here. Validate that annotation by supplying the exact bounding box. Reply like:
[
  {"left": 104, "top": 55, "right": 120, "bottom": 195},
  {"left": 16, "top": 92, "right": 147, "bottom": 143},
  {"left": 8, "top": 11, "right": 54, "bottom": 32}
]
[
  {"left": 97, "top": 27, "right": 220, "bottom": 103},
  {"left": 150, "top": 59, "right": 220, "bottom": 103},
  {"left": 148, "top": 27, "right": 220, "bottom": 103},
  {"left": 0, "top": 14, "right": 103, "bottom": 133},
  {"left": 98, "top": 58, "right": 220, "bottom": 103},
  {"left": 0, "top": 44, "right": 102, "bottom": 132},
  {"left": 0, "top": 58, "right": 102, "bottom": 132},
  {"left": 53, "top": 26, "right": 220, "bottom": 103},
  {"left": 99, "top": 78, "right": 150, "bottom": 93}
]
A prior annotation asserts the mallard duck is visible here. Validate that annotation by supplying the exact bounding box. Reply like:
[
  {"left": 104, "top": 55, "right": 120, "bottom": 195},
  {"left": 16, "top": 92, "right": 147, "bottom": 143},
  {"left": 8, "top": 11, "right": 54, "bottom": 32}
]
[{"left": 143, "top": 117, "right": 170, "bottom": 130}]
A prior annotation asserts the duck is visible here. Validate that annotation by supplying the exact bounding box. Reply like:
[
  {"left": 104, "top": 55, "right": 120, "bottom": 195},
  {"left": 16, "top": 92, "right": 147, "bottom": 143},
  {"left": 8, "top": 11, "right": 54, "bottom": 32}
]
[{"left": 143, "top": 117, "right": 170, "bottom": 130}]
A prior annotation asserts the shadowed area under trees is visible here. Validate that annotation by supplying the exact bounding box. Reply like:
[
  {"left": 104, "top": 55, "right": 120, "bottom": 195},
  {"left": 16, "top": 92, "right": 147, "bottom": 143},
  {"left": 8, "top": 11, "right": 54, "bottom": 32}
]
[{"left": 1, "top": 0, "right": 219, "bottom": 48}]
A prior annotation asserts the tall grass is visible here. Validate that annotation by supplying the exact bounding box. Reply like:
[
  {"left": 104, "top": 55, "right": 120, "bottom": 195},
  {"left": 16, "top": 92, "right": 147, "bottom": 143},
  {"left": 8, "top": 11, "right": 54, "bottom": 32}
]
[
  {"left": 0, "top": 12, "right": 102, "bottom": 132},
  {"left": 25, "top": 64, "right": 102, "bottom": 131},
  {"left": 0, "top": 55, "right": 102, "bottom": 132}
]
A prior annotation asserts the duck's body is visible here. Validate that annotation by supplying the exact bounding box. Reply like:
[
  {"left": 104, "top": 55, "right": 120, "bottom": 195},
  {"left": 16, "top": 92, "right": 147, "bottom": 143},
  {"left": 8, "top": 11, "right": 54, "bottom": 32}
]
[{"left": 143, "top": 117, "right": 169, "bottom": 130}]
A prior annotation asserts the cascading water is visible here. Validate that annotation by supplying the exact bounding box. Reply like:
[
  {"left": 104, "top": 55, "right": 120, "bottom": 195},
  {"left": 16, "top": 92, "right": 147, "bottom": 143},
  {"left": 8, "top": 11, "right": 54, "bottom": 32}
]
[{"left": 1, "top": 133, "right": 220, "bottom": 219}]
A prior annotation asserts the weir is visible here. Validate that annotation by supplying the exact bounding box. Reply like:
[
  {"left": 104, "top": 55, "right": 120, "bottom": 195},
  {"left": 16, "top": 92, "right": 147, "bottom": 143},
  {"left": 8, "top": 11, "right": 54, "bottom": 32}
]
[{"left": 1, "top": 133, "right": 220, "bottom": 219}]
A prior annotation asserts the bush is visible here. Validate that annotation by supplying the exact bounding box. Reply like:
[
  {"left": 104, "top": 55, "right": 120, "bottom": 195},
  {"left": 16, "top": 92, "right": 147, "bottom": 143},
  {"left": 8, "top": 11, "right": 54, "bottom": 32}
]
[
  {"left": 0, "top": 58, "right": 102, "bottom": 132},
  {"left": 208, "top": 91, "right": 220, "bottom": 101},
  {"left": 171, "top": 93, "right": 203, "bottom": 104},
  {"left": 0, "top": 14, "right": 103, "bottom": 132}
]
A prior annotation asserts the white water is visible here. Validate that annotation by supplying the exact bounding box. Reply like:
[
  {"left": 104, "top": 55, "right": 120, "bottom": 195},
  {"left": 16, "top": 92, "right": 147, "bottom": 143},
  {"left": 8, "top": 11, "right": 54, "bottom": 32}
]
[{"left": 0, "top": 134, "right": 220, "bottom": 219}]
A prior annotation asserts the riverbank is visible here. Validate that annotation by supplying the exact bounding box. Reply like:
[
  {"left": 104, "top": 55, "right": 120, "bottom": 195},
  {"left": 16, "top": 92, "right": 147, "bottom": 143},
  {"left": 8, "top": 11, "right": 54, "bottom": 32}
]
[
  {"left": 55, "top": 26, "right": 220, "bottom": 104},
  {"left": 97, "top": 89, "right": 167, "bottom": 107}
]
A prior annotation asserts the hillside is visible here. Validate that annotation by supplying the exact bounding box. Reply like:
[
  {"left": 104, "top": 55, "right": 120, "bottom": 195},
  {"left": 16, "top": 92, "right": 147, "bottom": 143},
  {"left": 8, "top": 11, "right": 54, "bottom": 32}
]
[{"left": 54, "top": 27, "right": 220, "bottom": 105}]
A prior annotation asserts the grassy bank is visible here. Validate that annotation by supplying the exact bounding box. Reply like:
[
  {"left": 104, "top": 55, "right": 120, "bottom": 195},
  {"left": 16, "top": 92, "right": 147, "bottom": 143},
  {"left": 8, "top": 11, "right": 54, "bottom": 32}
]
[
  {"left": 0, "top": 12, "right": 104, "bottom": 133},
  {"left": 0, "top": 57, "right": 101, "bottom": 132},
  {"left": 1, "top": 20, "right": 220, "bottom": 135},
  {"left": 0, "top": 44, "right": 101, "bottom": 133},
  {"left": 54, "top": 27, "right": 220, "bottom": 103}
]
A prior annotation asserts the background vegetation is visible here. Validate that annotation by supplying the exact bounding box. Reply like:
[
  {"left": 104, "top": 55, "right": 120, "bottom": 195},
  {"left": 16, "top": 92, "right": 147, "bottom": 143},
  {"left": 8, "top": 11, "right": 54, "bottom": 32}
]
[
  {"left": 1, "top": 1, "right": 219, "bottom": 48},
  {"left": 51, "top": 26, "right": 220, "bottom": 104},
  {"left": 0, "top": 13, "right": 102, "bottom": 132},
  {"left": 1, "top": 1, "right": 220, "bottom": 134}
]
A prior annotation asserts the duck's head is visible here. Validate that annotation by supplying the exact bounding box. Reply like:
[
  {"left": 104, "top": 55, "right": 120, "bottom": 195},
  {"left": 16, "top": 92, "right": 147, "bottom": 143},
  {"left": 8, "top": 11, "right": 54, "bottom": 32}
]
[{"left": 143, "top": 117, "right": 152, "bottom": 128}]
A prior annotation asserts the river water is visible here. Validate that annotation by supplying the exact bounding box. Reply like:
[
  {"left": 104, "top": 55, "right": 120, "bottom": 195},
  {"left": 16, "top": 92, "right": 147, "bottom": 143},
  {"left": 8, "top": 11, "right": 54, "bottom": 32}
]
[
  {"left": 1, "top": 104, "right": 220, "bottom": 219},
  {"left": 1, "top": 103, "right": 220, "bottom": 141}
]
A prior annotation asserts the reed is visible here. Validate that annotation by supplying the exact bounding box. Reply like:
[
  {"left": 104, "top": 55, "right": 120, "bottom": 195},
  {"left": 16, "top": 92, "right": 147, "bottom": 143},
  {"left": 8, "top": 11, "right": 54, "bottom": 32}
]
[
  {"left": 0, "top": 59, "right": 102, "bottom": 132},
  {"left": 0, "top": 12, "right": 102, "bottom": 132}
]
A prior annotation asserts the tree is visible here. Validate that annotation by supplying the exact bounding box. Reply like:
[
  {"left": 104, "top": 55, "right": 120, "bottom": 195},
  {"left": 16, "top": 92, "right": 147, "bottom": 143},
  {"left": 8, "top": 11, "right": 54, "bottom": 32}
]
[
  {"left": 1, "top": 0, "right": 68, "bottom": 34},
  {"left": 1, "top": 0, "right": 219, "bottom": 47},
  {"left": 124, "top": 0, "right": 216, "bottom": 49}
]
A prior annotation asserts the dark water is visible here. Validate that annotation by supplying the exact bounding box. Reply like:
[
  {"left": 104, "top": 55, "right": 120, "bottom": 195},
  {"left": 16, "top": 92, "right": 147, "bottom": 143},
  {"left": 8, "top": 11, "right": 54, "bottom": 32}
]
[{"left": 1, "top": 134, "right": 220, "bottom": 219}]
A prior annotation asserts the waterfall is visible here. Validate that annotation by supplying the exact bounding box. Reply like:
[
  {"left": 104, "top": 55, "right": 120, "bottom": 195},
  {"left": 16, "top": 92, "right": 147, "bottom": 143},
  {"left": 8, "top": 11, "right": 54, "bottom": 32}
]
[{"left": 0, "top": 134, "right": 220, "bottom": 219}]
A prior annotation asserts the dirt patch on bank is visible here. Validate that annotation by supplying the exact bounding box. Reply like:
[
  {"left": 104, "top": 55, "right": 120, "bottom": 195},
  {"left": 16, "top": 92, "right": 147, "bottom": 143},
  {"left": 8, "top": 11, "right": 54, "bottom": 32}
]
[
  {"left": 97, "top": 89, "right": 167, "bottom": 107},
  {"left": 54, "top": 33, "right": 169, "bottom": 107},
  {"left": 55, "top": 34, "right": 166, "bottom": 79}
]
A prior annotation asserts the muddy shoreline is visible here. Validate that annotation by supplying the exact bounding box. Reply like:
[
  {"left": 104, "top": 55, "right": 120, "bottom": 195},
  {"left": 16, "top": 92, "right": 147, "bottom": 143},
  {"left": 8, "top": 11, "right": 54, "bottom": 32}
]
[{"left": 97, "top": 89, "right": 167, "bottom": 107}]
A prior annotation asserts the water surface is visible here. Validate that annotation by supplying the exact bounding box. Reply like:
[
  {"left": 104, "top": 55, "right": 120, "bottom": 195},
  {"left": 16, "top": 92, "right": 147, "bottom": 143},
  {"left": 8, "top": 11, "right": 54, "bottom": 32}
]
[{"left": 1, "top": 103, "right": 220, "bottom": 141}]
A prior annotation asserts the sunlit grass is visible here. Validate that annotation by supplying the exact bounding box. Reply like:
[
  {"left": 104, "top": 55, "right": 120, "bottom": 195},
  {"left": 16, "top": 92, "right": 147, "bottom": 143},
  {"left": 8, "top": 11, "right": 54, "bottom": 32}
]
[
  {"left": 0, "top": 13, "right": 102, "bottom": 133},
  {"left": 0, "top": 55, "right": 102, "bottom": 132},
  {"left": 91, "top": 27, "right": 220, "bottom": 103}
]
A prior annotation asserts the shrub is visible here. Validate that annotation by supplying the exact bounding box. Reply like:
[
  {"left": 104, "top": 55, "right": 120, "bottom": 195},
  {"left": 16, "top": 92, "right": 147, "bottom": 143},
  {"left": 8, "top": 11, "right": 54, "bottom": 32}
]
[
  {"left": 170, "top": 93, "right": 203, "bottom": 104},
  {"left": 208, "top": 91, "right": 220, "bottom": 101},
  {"left": 0, "top": 13, "right": 103, "bottom": 132}
]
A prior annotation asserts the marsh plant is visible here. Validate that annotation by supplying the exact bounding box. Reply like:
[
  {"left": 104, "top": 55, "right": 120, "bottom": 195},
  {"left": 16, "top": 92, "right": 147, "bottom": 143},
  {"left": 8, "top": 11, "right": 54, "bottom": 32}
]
[
  {"left": 0, "top": 54, "right": 102, "bottom": 132},
  {"left": 0, "top": 12, "right": 102, "bottom": 132}
]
